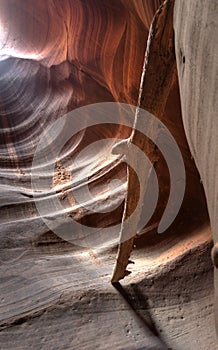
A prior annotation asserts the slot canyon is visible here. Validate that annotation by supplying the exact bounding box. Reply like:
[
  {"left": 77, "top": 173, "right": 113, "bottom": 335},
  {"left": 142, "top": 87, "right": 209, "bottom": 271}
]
[{"left": 0, "top": 0, "right": 217, "bottom": 349}]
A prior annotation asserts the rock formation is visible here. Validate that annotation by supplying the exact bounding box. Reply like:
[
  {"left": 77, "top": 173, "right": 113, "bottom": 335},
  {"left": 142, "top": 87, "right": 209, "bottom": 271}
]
[{"left": 0, "top": 0, "right": 217, "bottom": 349}]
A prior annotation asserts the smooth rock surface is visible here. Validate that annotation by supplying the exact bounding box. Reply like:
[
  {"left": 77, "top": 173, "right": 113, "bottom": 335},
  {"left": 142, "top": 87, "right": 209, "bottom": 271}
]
[{"left": 0, "top": 0, "right": 217, "bottom": 349}]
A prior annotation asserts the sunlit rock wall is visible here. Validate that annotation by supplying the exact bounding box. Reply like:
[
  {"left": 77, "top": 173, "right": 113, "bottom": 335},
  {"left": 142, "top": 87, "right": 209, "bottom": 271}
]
[{"left": 0, "top": 0, "right": 208, "bottom": 256}]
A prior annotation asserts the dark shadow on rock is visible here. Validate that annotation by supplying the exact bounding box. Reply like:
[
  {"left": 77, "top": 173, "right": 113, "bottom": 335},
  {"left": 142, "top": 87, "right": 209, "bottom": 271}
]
[{"left": 112, "top": 282, "right": 169, "bottom": 349}]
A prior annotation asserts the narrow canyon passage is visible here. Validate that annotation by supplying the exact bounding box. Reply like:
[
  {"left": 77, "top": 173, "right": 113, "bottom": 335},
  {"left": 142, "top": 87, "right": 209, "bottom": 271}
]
[{"left": 0, "top": 1, "right": 217, "bottom": 349}]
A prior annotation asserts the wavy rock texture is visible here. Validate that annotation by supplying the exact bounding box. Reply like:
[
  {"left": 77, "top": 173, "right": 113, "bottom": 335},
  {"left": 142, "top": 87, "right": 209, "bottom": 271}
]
[{"left": 0, "top": 0, "right": 216, "bottom": 349}]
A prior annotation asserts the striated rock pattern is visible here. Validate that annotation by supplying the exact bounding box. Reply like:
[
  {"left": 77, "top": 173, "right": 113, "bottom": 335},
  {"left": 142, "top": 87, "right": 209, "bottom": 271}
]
[{"left": 0, "top": 0, "right": 216, "bottom": 349}]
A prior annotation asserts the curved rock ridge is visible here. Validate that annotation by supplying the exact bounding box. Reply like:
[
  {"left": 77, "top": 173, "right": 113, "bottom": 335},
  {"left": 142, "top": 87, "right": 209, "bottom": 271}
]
[
  {"left": 0, "top": 0, "right": 164, "bottom": 250},
  {"left": 0, "top": 0, "right": 208, "bottom": 250},
  {"left": 0, "top": 0, "right": 215, "bottom": 349},
  {"left": 0, "top": 0, "right": 161, "bottom": 102}
]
